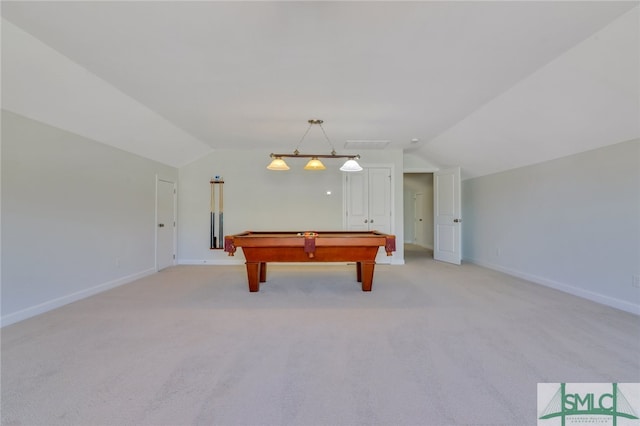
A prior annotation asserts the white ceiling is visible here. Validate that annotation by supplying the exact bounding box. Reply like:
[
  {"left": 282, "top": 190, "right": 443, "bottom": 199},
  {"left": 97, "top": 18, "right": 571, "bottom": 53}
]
[{"left": 2, "top": 1, "right": 638, "bottom": 178}]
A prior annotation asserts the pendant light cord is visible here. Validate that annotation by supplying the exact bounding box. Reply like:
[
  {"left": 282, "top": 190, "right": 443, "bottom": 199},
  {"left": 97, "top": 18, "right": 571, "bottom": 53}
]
[{"left": 294, "top": 121, "right": 336, "bottom": 156}]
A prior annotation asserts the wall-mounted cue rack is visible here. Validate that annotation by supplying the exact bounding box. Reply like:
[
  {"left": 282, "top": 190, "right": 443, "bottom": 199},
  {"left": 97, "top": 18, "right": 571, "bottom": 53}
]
[{"left": 210, "top": 178, "right": 224, "bottom": 249}]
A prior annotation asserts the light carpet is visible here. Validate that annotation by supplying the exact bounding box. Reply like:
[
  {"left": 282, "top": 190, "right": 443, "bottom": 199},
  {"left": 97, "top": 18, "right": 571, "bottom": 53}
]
[{"left": 2, "top": 246, "right": 639, "bottom": 425}]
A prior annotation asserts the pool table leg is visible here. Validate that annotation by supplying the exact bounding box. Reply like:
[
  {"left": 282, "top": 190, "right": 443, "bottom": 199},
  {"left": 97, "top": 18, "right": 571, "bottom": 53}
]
[
  {"left": 259, "top": 262, "right": 267, "bottom": 282},
  {"left": 360, "top": 261, "right": 375, "bottom": 292},
  {"left": 245, "top": 262, "right": 260, "bottom": 292},
  {"left": 245, "top": 262, "right": 268, "bottom": 292},
  {"left": 356, "top": 262, "right": 362, "bottom": 283}
]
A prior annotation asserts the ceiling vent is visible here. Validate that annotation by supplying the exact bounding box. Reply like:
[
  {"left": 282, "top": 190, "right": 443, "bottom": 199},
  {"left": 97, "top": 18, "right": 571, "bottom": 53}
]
[{"left": 344, "top": 140, "right": 390, "bottom": 150}]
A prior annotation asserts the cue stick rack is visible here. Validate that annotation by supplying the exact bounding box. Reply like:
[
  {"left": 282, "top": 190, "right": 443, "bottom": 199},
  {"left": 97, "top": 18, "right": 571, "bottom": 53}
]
[{"left": 209, "top": 177, "right": 225, "bottom": 249}]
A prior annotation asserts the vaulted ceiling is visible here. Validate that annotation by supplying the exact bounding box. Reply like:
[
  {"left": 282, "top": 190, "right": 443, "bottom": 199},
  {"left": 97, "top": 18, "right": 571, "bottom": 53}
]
[{"left": 2, "top": 1, "right": 638, "bottom": 178}]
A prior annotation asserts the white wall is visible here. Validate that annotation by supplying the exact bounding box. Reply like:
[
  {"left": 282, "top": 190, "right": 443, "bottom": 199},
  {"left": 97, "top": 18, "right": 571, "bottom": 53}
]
[
  {"left": 1, "top": 111, "right": 178, "bottom": 326},
  {"left": 403, "top": 152, "right": 439, "bottom": 172},
  {"left": 419, "top": 6, "right": 639, "bottom": 180},
  {"left": 462, "top": 139, "right": 640, "bottom": 314},
  {"left": 2, "top": 18, "right": 211, "bottom": 168},
  {"left": 178, "top": 149, "right": 405, "bottom": 265}
]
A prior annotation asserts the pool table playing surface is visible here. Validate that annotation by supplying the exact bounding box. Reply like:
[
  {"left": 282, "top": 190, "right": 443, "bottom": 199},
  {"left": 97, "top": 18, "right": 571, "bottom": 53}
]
[{"left": 224, "top": 231, "right": 396, "bottom": 292}]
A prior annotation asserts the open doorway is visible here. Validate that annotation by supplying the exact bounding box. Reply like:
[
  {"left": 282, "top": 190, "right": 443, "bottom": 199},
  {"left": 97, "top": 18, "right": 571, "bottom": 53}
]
[{"left": 403, "top": 173, "right": 434, "bottom": 259}]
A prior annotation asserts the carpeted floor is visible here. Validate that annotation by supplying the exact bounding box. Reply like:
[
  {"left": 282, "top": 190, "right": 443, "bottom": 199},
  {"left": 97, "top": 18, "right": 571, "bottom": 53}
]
[{"left": 2, "top": 247, "right": 639, "bottom": 425}]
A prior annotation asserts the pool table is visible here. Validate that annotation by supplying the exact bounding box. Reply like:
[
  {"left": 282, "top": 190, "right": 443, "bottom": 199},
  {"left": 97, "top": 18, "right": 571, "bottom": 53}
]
[{"left": 224, "top": 231, "right": 396, "bottom": 292}]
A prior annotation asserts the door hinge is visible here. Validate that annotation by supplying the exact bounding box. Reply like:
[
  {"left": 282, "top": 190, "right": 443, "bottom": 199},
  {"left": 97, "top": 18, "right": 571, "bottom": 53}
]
[{"left": 173, "top": 254, "right": 176, "bottom": 259}]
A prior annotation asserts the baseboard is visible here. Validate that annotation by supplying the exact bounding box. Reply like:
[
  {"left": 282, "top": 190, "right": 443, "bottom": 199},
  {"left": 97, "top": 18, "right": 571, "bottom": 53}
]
[
  {"left": 179, "top": 259, "right": 245, "bottom": 265},
  {"left": 1, "top": 268, "right": 156, "bottom": 327},
  {"left": 466, "top": 257, "right": 640, "bottom": 315}
]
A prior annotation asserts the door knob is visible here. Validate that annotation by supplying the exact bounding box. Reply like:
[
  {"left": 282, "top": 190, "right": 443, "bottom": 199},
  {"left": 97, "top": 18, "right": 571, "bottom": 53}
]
[
  {"left": 158, "top": 223, "right": 165, "bottom": 227},
  {"left": 453, "top": 219, "right": 462, "bottom": 223},
  {"left": 364, "top": 219, "right": 368, "bottom": 223},
  {"left": 370, "top": 219, "right": 374, "bottom": 223}
]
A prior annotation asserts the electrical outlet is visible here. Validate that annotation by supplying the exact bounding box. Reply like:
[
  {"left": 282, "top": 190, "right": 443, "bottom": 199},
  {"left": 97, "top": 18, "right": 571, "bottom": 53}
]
[{"left": 632, "top": 275, "right": 640, "bottom": 289}]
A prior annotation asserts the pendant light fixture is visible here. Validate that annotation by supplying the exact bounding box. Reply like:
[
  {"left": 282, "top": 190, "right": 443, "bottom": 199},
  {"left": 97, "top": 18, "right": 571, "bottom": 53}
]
[
  {"left": 267, "top": 119, "right": 362, "bottom": 172},
  {"left": 304, "top": 157, "right": 326, "bottom": 170},
  {"left": 266, "top": 157, "right": 290, "bottom": 170}
]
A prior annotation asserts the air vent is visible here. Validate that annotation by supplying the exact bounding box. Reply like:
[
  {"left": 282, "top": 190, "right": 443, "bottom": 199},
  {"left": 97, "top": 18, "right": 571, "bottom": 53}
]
[{"left": 344, "top": 140, "right": 390, "bottom": 150}]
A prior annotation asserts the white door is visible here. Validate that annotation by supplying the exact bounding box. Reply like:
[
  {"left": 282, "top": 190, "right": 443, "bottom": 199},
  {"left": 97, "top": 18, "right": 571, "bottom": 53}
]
[
  {"left": 157, "top": 179, "right": 176, "bottom": 270},
  {"left": 414, "top": 193, "right": 426, "bottom": 247},
  {"left": 434, "top": 167, "right": 461, "bottom": 264},
  {"left": 345, "top": 172, "right": 369, "bottom": 231},
  {"left": 344, "top": 167, "right": 392, "bottom": 263},
  {"left": 345, "top": 168, "right": 391, "bottom": 233},
  {"left": 367, "top": 168, "right": 391, "bottom": 234}
]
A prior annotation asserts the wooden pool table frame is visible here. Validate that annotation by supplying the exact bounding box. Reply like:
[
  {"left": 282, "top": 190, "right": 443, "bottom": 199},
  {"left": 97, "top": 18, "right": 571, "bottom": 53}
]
[{"left": 224, "top": 231, "right": 396, "bottom": 292}]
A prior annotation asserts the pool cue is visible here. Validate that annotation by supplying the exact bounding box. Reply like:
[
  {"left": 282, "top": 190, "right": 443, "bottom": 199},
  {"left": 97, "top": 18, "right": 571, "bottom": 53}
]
[
  {"left": 218, "top": 181, "right": 224, "bottom": 248},
  {"left": 210, "top": 181, "right": 216, "bottom": 249}
]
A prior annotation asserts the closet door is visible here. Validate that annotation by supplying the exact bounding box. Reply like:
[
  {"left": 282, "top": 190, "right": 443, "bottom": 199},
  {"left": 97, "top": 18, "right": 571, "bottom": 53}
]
[
  {"left": 344, "top": 167, "right": 392, "bottom": 234},
  {"left": 345, "top": 167, "right": 392, "bottom": 263},
  {"left": 345, "top": 171, "right": 369, "bottom": 231},
  {"left": 367, "top": 168, "right": 391, "bottom": 234}
]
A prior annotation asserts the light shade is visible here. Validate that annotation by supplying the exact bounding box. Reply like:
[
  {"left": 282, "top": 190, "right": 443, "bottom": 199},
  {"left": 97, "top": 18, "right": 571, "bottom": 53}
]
[
  {"left": 340, "top": 159, "right": 363, "bottom": 172},
  {"left": 267, "top": 157, "right": 290, "bottom": 170},
  {"left": 304, "top": 157, "right": 326, "bottom": 170}
]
